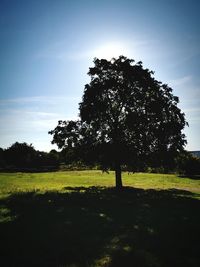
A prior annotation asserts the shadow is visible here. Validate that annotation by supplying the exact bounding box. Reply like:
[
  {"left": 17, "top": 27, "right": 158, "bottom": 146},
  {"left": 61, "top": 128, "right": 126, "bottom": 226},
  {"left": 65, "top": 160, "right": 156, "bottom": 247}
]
[
  {"left": 0, "top": 166, "right": 59, "bottom": 173},
  {"left": 0, "top": 187, "right": 200, "bottom": 267},
  {"left": 178, "top": 174, "right": 200, "bottom": 180}
]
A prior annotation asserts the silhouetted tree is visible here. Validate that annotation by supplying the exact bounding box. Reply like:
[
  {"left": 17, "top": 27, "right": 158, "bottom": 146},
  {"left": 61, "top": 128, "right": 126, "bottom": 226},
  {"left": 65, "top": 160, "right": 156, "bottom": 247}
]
[
  {"left": 0, "top": 147, "right": 5, "bottom": 168},
  {"left": 4, "top": 142, "right": 60, "bottom": 171},
  {"left": 59, "top": 147, "right": 80, "bottom": 165},
  {"left": 5, "top": 142, "right": 37, "bottom": 168},
  {"left": 36, "top": 150, "right": 59, "bottom": 168},
  {"left": 49, "top": 56, "right": 187, "bottom": 189},
  {"left": 176, "top": 151, "right": 200, "bottom": 176}
]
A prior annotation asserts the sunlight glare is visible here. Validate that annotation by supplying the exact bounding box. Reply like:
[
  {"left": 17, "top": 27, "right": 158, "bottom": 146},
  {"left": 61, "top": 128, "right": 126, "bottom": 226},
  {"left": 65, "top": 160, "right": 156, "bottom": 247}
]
[{"left": 93, "top": 42, "right": 129, "bottom": 59}]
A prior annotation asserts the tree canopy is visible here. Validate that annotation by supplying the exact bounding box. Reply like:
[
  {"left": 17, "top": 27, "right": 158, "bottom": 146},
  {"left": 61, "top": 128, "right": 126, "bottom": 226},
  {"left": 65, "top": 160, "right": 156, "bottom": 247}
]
[
  {"left": 49, "top": 56, "right": 187, "bottom": 189},
  {"left": 2, "top": 142, "right": 59, "bottom": 171}
]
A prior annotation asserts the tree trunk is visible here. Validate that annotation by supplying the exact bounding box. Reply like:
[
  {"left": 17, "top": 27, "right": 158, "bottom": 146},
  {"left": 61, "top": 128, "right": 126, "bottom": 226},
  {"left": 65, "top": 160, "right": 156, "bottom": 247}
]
[{"left": 115, "top": 163, "right": 123, "bottom": 189}]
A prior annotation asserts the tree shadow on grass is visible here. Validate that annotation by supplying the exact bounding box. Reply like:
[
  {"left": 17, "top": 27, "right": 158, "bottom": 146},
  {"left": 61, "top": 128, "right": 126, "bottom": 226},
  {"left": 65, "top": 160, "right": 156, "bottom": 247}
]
[
  {"left": 0, "top": 187, "right": 200, "bottom": 267},
  {"left": 178, "top": 174, "right": 200, "bottom": 180}
]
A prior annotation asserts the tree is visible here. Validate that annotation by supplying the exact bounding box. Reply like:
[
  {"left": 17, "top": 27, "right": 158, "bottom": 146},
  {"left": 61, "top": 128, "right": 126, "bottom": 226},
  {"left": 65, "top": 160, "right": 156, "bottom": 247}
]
[
  {"left": 0, "top": 147, "right": 5, "bottom": 168},
  {"left": 49, "top": 56, "right": 187, "bottom": 189},
  {"left": 5, "top": 142, "right": 37, "bottom": 168},
  {"left": 176, "top": 151, "right": 200, "bottom": 176}
]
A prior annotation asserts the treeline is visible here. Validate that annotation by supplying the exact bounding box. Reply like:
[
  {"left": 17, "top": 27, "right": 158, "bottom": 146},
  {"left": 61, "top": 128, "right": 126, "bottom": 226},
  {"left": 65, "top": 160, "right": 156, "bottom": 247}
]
[
  {"left": 0, "top": 142, "right": 200, "bottom": 175},
  {"left": 0, "top": 142, "right": 59, "bottom": 171},
  {"left": 0, "top": 142, "right": 60, "bottom": 172},
  {"left": 0, "top": 142, "right": 94, "bottom": 172}
]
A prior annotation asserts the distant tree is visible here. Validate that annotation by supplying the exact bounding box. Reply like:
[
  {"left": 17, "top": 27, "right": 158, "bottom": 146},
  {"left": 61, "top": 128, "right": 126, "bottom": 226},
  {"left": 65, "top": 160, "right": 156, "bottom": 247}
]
[
  {"left": 49, "top": 56, "right": 187, "bottom": 189},
  {"left": 5, "top": 142, "right": 37, "bottom": 168},
  {"left": 0, "top": 147, "right": 5, "bottom": 168},
  {"left": 176, "top": 151, "right": 200, "bottom": 176},
  {"left": 59, "top": 147, "right": 79, "bottom": 165},
  {"left": 4, "top": 143, "right": 60, "bottom": 171}
]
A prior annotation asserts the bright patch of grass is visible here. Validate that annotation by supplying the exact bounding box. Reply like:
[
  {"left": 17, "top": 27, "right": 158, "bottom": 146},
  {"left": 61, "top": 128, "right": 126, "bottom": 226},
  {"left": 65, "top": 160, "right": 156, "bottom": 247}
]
[{"left": 0, "top": 171, "right": 200, "bottom": 198}]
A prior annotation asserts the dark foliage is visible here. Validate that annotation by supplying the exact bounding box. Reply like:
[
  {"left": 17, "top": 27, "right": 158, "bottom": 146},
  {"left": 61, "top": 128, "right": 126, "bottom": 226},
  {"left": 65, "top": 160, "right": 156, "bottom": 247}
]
[
  {"left": 0, "top": 187, "right": 199, "bottom": 266},
  {"left": 0, "top": 147, "right": 5, "bottom": 168},
  {"left": 49, "top": 56, "right": 187, "bottom": 188},
  {"left": 176, "top": 151, "right": 200, "bottom": 176},
  {"left": 4, "top": 142, "right": 38, "bottom": 168},
  {"left": 190, "top": 151, "right": 200, "bottom": 158},
  {"left": 0, "top": 142, "right": 60, "bottom": 172}
]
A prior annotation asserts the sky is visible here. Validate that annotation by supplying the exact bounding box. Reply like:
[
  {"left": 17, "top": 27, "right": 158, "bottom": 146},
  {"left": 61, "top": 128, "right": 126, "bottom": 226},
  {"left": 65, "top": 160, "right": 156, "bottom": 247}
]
[{"left": 0, "top": 0, "right": 199, "bottom": 151}]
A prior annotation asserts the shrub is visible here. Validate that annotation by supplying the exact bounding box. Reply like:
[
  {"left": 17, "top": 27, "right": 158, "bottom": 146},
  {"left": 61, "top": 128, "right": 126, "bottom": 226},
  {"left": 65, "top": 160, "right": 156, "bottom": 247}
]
[{"left": 176, "top": 152, "right": 200, "bottom": 176}]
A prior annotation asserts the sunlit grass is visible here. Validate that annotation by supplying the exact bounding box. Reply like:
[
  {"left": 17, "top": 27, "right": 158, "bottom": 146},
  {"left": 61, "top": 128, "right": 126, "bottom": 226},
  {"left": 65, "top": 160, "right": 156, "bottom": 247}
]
[{"left": 0, "top": 171, "right": 200, "bottom": 199}]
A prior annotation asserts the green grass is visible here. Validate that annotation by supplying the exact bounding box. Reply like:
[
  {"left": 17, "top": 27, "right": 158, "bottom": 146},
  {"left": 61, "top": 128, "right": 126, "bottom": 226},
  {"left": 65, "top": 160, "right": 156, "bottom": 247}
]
[
  {"left": 0, "top": 171, "right": 200, "bottom": 198},
  {"left": 0, "top": 171, "right": 200, "bottom": 266}
]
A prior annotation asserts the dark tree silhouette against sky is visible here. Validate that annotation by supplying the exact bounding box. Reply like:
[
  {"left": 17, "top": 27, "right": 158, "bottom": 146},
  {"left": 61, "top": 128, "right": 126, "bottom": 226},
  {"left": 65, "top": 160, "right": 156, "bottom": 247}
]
[{"left": 50, "top": 56, "right": 187, "bottom": 189}]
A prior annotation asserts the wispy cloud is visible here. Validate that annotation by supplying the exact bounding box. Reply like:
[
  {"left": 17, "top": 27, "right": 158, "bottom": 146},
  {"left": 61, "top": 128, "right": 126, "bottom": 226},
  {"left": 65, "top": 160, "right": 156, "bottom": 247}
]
[
  {"left": 168, "top": 75, "right": 192, "bottom": 87},
  {"left": 0, "top": 95, "right": 81, "bottom": 118},
  {"left": 0, "top": 109, "right": 71, "bottom": 133},
  {"left": 0, "top": 95, "right": 79, "bottom": 150},
  {"left": 182, "top": 107, "right": 200, "bottom": 125},
  {"left": 0, "top": 95, "right": 81, "bottom": 105},
  {"left": 183, "top": 107, "right": 200, "bottom": 113}
]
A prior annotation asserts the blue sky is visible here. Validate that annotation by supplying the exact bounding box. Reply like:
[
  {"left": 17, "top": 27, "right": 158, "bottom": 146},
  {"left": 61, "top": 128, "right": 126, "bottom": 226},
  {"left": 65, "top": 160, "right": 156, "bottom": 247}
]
[{"left": 0, "top": 0, "right": 199, "bottom": 151}]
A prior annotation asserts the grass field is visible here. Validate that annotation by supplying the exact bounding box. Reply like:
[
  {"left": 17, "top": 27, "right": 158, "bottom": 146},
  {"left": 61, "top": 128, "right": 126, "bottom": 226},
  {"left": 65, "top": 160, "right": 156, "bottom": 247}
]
[
  {"left": 1, "top": 171, "right": 200, "bottom": 198},
  {"left": 0, "top": 171, "right": 200, "bottom": 266}
]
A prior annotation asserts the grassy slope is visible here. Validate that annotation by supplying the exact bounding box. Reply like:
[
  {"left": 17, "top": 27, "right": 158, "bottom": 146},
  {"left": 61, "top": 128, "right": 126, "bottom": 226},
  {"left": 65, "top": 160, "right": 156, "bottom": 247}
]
[{"left": 0, "top": 171, "right": 200, "bottom": 267}]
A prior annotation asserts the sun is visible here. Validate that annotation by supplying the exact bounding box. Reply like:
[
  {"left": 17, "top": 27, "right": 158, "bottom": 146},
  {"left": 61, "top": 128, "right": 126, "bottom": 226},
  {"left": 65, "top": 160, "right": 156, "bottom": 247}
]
[{"left": 93, "top": 42, "right": 129, "bottom": 59}]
